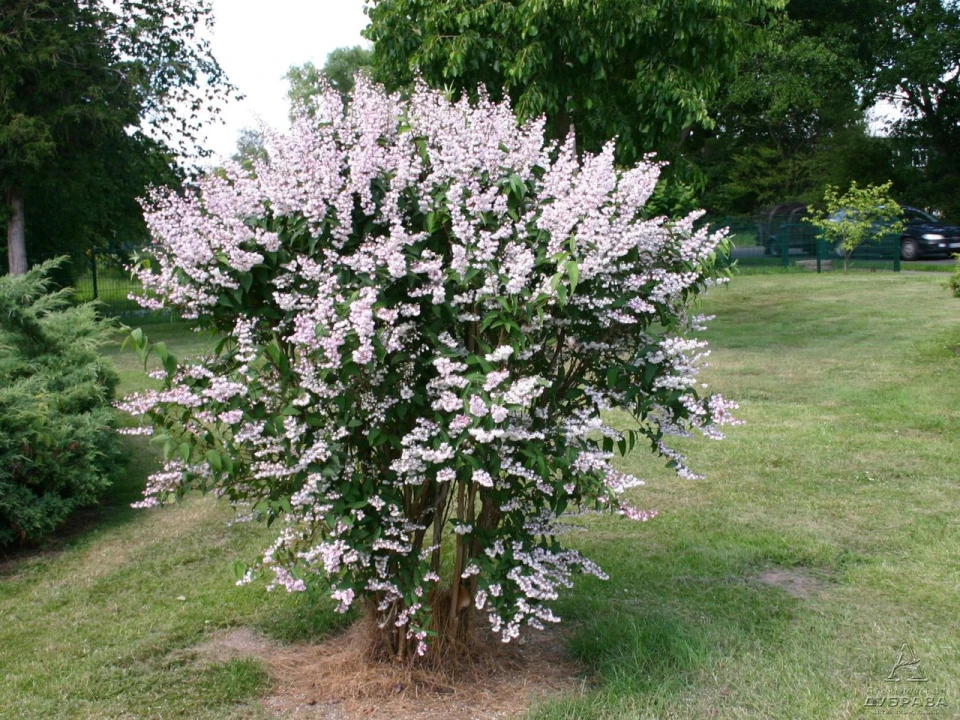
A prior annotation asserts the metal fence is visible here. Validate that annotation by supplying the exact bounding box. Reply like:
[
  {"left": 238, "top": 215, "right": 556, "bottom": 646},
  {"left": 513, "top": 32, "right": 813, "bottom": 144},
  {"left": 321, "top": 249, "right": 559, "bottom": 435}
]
[
  {"left": 696, "top": 216, "right": 903, "bottom": 272},
  {"left": 2, "top": 221, "right": 907, "bottom": 318},
  {"left": 0, "top": 248, "right": 155, "bottom": 319}
]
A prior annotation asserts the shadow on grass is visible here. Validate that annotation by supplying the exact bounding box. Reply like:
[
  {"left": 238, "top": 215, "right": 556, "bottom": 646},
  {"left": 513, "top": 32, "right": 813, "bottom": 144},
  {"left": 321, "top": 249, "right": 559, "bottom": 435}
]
[
  {"left": 256, "top": 593, "right": 361, "bottom": 645},
  {"left": 530, "top": 542, "right": 826, "bottom": 719},
  {"left": 0, "top": 435, "right": 156, "bottom": 575}
]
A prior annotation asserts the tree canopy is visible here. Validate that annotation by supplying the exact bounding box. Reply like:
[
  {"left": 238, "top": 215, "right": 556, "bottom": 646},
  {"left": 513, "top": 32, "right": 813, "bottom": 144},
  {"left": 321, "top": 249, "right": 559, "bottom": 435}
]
[
  {"left": 696, "top": 16, "right": 866, "bottom": 213},
  {"left": 286, "top": 45, "right": 374, "bottom": 111},
  {"left": 364, "top": 0, "right": 784, "bottom": 167},
  {"left": 362, "top": 0, "right": 959, "bottom": 219},
  {"left": 699, "top": 0, "right": 960, "bottom": 217},
  {"left": 868, "top": 0, "right": 960, "bottom": 219},
  {"left": 0, "top": 0, "right": 234, "bottom": 274}
]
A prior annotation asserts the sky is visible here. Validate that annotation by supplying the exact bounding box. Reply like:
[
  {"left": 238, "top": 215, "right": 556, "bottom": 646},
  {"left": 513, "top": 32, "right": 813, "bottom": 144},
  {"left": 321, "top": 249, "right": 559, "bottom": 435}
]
[{"left": 202, "top": 0, "right": 369, "bottom": 161}]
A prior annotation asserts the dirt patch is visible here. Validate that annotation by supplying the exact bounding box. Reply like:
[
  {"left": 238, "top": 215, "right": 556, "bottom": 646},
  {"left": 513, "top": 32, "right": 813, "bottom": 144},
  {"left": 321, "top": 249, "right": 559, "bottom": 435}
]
[
  {"left": 753, "top": 568, "right": 828, "bottom": 599},
  {"left": 197, "top": 619, "right": 582, "bottom": 719},
  {"left": 200, "top": 627, "right": 282, "bottom": 663}
]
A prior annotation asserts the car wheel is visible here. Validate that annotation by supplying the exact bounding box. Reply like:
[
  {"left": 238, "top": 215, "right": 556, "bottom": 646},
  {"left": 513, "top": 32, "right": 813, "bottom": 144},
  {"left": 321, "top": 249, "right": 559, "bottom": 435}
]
[{"left": 900, "top": 238, "right": 920, "bottom": 262}]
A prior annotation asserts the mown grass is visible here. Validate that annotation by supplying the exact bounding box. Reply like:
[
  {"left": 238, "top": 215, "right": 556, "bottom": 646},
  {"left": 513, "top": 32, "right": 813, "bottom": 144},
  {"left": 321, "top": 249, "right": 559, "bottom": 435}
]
[
  {"left": 0, "top": 324, "right": 346, "bottom": 719},
  {"left": 735, "top": 260, "right": 953, "bottom": 275},
  {"left": 534, "top": 273, "right": 960, "bottom": 719},
  {"left": 2, "top": 273, "right": 958, "bottom": 719}
]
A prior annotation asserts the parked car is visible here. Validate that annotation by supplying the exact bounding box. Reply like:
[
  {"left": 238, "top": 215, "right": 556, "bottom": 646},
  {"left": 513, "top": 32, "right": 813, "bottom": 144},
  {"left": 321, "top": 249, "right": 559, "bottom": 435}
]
[
  {"left": 894, "top": 207, "right": 960, "bottom": 260},
  {"left": 764, "top": 205, "right": 960, "bottom": 261},
  {"left": 827, "top": 206, "right": 960, "bottom": 261}
]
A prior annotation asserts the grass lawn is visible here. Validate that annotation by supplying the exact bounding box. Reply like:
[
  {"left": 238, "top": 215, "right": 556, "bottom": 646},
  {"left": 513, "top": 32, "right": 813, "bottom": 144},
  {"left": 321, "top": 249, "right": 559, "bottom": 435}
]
[{"left": 2, "top": 273, "right": 959, "bottom": 719}]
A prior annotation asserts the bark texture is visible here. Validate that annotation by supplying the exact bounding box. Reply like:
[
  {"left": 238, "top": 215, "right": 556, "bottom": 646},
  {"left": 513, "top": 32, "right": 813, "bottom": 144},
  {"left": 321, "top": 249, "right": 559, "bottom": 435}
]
[{"left": 6, "top": 193, "right": 27, "bottom": 275}]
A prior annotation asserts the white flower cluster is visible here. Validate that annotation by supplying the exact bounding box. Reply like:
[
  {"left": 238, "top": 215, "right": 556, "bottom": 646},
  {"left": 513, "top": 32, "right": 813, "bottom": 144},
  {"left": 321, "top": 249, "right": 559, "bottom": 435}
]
[{"left": 126, "top": 78, "right": 738, "bottom": 654}]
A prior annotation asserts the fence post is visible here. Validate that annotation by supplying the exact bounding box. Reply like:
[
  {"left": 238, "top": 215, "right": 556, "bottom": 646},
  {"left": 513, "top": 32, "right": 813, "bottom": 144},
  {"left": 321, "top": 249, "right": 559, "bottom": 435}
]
[
  {"left": 816, "top": 237, "right": 823, "bottom": 274},
  {"left": 893, "top": 235, "right": 901, "bottom": 273},
  {"left": 90, "top": 250, "right": 99, "bottom": 301},
  {"left": 781, "top": 231, "right": 790, "bottom": 268}
]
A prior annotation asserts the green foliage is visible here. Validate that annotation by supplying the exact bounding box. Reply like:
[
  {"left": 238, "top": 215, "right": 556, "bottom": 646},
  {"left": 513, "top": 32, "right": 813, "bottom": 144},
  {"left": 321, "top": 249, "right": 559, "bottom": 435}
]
[
  {"left": 365, "top": 0, "right": 783, "bottom": 167},
  {"left": 0, "top": 259, "right": 123, "bottom": 546},
  {"left": 698, "top": 15, "right": 867, "bottom": 214},
  {"left": 0, "top": 0, "right": 233, "bottom": 261},
  {"left": 949, "top": 255, "right": 960, "bottom": 298},
  {"left": 286, "top": 45, "right": 374, "bottom": 111},
  {"left": 643, "top": 172, "right": 703, "bottom": 219},
  {"left": 867, "top": 0, "right": 960, "bottom": 220},
  {"left": 805, "top": 181, "right": 903, "bottom": 273},
  {"left": 20, "top": 131, "right": 181, "bottom": 261},
  {"left": 696, "top": 1, "right": 960, "bottom": 219},
  {"left": 230, "top": 128, "right": 268, "bottom": 173}
]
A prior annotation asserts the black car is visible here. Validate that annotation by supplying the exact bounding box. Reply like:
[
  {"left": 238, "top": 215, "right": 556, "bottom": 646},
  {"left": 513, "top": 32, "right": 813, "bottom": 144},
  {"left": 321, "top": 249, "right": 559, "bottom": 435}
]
[
  {"left": 896, "top": 207, "right": 960, "bottom": 261},
  {"left": 765, "top": 205, "right": 960, "bottom": 261}
]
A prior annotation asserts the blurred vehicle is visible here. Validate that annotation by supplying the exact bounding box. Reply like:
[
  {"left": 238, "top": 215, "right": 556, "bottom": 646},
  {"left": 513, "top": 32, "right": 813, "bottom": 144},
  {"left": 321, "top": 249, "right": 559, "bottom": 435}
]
[
  {"left": 891, "top": 207, "right": 960, "bottom": 260},
  {"left": 757, "top": 202, "right": 812, "bottom": 256},
  {"left": 761, "top": 204, "right": 960, "bottom": 261},
  {"left": 827, "top": 206, "right": 960, "bottom": 260}
]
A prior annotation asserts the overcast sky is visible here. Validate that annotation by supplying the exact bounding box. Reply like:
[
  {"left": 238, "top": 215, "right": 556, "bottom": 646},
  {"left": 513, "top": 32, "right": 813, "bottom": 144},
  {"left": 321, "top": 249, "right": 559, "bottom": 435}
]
[{"left": 203, "top": 0, "right": 369, "bottom": 161}]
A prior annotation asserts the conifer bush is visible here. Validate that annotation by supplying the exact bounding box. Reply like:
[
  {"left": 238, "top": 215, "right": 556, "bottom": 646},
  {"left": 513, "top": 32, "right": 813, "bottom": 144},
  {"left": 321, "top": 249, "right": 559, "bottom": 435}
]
[
  {"left": 0, "top": 260, "right": 122, "bottom": 546},
  {"left": 123, "top": 79, "right": 739, "bottom": 659}
]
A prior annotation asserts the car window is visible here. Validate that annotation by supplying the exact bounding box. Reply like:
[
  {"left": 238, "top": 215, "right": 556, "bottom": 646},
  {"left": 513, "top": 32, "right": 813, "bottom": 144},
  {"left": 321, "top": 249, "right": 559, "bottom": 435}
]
[{"left": 903, "top": 208, "right": 936, "bottom": 224}]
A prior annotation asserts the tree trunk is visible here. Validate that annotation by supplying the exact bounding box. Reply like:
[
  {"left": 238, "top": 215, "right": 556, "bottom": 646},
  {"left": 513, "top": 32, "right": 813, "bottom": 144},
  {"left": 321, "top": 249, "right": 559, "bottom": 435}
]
[{"left": 6, "top": 192, "right": 27, "bottom": 275}]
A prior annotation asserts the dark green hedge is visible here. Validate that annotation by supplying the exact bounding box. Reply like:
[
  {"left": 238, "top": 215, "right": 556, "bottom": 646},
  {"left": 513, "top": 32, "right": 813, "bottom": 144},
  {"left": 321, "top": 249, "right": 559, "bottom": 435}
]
[{"left": 0, "top": 260, "right": 124, "bottom": 546}]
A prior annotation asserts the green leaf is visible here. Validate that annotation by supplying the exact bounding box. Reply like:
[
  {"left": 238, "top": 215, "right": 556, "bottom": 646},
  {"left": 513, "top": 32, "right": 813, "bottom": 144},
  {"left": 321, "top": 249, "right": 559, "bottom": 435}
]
[
  {"left": 206, "top": 449, "right": 223, "bottom": 472},
  {"left": 607, "top": 367, "right": 619, "bottom": 386},
  {"left": 264, "top": 342, "right": 281, "bottom": 365},
  {"left": 566, "top": 260, "right": 579, "bottom": 294},
  {"left": 556, "top": 283, "right": 567, "bottom": 306},
  {"left": 233, "top": 561, "right": 248, "bottom": 580}
]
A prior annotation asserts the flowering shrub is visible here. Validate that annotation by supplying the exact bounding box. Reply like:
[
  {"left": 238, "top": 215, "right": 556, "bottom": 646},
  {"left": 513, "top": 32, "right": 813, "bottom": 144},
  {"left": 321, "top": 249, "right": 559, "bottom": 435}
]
[{"left": 122, "top": 79, "right": 738, "bottom": 659}]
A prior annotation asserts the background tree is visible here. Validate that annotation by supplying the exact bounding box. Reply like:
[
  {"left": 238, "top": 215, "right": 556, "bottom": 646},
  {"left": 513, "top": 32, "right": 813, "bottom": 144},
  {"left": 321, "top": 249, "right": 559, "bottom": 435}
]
[
  {"left": 0, "top": 0, "right": 234, "bottom": 275},
  {"left": 286, "top": 45, "right": 374, "bottom": 112},
  {"left": 697, "top": 0, "right": 960, "bottom": 219},
  {"left": 231, "top": 128, "right": 269, "bottom": 173},
  {"left": 866, "top": 0, "right": 960, "bottom": 220},
  {"left": 805, "top": 180, "right": 903, "bottom": 272},
  {"left": 696, "top": 17, "right": 867, "bottom": 214},
  {"left": 364, "top": 0, "right": 784, "bottom": 169}
]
